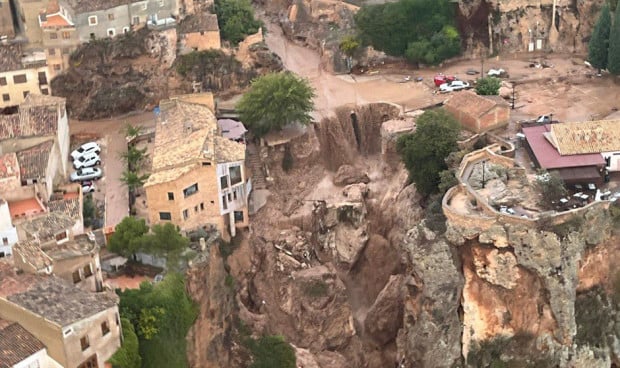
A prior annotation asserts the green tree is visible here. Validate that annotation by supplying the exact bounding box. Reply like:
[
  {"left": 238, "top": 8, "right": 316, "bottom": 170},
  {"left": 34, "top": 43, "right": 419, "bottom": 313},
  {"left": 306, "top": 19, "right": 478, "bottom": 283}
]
[
  {"left": 355, "top": 0, "right": 459, "bottom": 62},
  {"left": 534, "top": 171, "right": 568, "bottom": 209},
  {"left": 121, "top": 146, "right": 148, "bottom": 171},
  {"left": 608, "top": 3, "right": 620, "bottom": 74},
  {"left": 339, "top": 35, "right": 360, "bottom": 57},
  {"left": 475, "top": 76, "right": 502, "bottom": 95},
  {"left": 120, "top": 170, "right": 150, "bottom": 192},
  {"left": 396, "top": 109, "right": 460, "bottom": 196},
  {"left": 215, "top": 0, "right": 262, "bottom": 45},
  {"left": 141, "top": 223, "right": 189, "bottom": 268},
  {"left": 237, "top": 72, "right": 316, "bottom": 137},
  {"left": 138, "top": 307, "right": 165, "bottom": 340},
  {"left": 589, "top": 3, "right": 611, "bottom": 72},
  {"left": 83, "top": 194, "right": 96, "bottom": 228},
  {"left": 108, "top": 216, "right": 149, "bottom": 258},
  {"left": 124, "top": 123, "right": 143, "bottom": 142},
  {"left": 247, "top": 335, "right": 296, "bottom": 368},
  {"left": 108, "top": 318, "right": 141, "bottom": 368}
]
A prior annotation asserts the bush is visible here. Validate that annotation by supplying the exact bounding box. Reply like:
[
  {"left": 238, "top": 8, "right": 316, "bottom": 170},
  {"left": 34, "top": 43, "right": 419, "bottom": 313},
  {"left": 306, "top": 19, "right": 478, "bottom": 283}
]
[
  {"left": 83, "top": 194, "right": 96, "bottom": 228},
  {"left": 246, "top": 335, "right": 296, "bottom": 368},
  {"left": 534, "top": 171, "right": 568, "bottom": 210},
  {"left": 475, "top": 77, "right": 502, "bottom": 95},
  {"left": 552, "top": 215, "right": 584, "bottom": 238},
  {"left": 339, "top": 35, "right": 360, "bottom": 57},
  {"left": 575, "top": 287, "right": 614, "bottom": 348},
  {"left": 214, "top": 0, "right": 262, "bottom": 45},
  {"left": 405, "top": 25, "right": 461, "bottom": 65},
  {"left": 108, "top": 318, "right": 141, "bottom": 368}
]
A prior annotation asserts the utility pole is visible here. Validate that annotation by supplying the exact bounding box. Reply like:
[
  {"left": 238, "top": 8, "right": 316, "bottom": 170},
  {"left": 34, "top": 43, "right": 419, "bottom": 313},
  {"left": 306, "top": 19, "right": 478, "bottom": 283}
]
[
  {"left": 480, "top": 47, "right": 486, "bottom": 76},
  {"left": 511, "top": 83, "right": 516, "bottom": 110}
]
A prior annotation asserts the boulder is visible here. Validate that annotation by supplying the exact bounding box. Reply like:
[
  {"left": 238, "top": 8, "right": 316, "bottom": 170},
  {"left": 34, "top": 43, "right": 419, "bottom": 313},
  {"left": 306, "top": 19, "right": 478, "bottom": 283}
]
[
  {"left": 333, "top": 165, "right": 370, "bottom": 186},
  {"left": 364, "top": 275, "right": 404, "bottom": 345}
]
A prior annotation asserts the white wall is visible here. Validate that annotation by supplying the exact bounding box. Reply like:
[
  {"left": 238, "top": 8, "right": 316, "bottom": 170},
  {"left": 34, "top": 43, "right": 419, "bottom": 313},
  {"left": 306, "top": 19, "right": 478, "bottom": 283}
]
[
  {"left": 216, "top": 161, "right": 247, "bottom": 214},
  {"left": 603, "top": 151, "right": 620, "bottom": 172},
  {"left": 12, "top": 348, "right": 62, "bottom": 368},
  {"left": 56, "top": 105, "right": 69, "bottom": 176},
  {"left": 0, "top": 200, "right": 18, "bottom": 255}
]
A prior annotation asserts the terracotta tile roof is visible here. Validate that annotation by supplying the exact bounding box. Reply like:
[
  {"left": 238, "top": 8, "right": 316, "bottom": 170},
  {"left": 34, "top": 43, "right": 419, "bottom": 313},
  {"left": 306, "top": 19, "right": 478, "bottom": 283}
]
[
  {"left": 444, "top": 90, "right": 508, "bottom": 118},
  {"left": 0, "top": 261, "right": 118, "bottom": 327},
  {"left": 16, "top": 140, "right": 54, "bottom": 180},
  {"left": 178, "top": 13, "right": 220, "bottom": 34},
  {"left": 41, "top": 235, "right": 97, "bottom": 261},
  {"left": 522, "top": 125, "right": 605, "bottom": 169},
  {"left": 0, "top": 44, "right": 24, "bottom": 73},
  {"left": 17, "top": 212, "right": 75, "bottom": 243},
  {"left": 549, "top": 120, "right": 620, "bottom": 155},
  {"left": 214, "top": 136, "right": 245, "bottom": 163},
  {"left": 0, "top": 319, "right": 45, "bottom": 368},
  {"left": 8, "top": 198, "right": 45, "bottom": 219},
  {"left": 63, "top": 0, "right": 130, "bottom": 13},
  {"left": 39, "top": 13, "right": 73, "bottom": 28},
  {"left": 0, "top": 95, "right": 64, "bottom": 140},
  {"left": 12, "top": 240, "right": 53, "bottom": 272},
  {"left": 0, "top": 153, "right": 19, "bottom": 179},
  {"left": 48, "top": 196, "right": 80, "bottom": 219}
]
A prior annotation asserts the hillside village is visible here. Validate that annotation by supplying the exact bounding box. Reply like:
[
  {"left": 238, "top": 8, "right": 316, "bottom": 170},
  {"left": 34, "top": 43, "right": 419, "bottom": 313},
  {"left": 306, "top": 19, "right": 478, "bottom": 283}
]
[{"left": 0, "top": 0, "right": 620, "bottom": 367}]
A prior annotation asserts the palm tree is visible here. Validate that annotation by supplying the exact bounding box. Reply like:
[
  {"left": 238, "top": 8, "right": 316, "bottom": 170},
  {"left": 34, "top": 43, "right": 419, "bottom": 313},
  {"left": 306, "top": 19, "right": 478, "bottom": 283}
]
[
  {"left": 124, "top": 123, "right": 144, "bottom": 145},
  {"left": 121, "top": 146, "right": 148, "bottom": 171},
  {"left": 121, "top": 170, "right": 150, "bottom": 192}
]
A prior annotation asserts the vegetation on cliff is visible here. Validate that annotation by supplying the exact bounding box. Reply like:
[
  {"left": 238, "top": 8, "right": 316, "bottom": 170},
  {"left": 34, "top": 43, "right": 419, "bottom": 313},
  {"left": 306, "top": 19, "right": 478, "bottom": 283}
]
[
  {"left": 117, "top": 273, "right": 198, "bottom": 368},
  {"left": 109, "top": 318, "right": 142, "bottom": 368},
  {"left": 214, "top": 0, "right": 262, "bottom": 45},
  {"left": 236, "top": 72, "right": 316, "bottom": 137},
  {"left": 608, "top": 3, "right": 620, "bottom": 74},
  {"left": 588, "top": 2, "right": 611, "bottom": 73},
  {"left": 396, "top": 109, "right": 460, "bottom": 196},
  {"left": 354, "top": 0, "right": 460, "bottom": 65}
]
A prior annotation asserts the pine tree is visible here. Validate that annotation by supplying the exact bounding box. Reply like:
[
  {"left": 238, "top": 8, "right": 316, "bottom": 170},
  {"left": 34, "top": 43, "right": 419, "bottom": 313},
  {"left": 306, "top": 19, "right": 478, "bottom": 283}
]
[
  {"left": 589, "top": 3, "right": 611, "bottom": 72},
  {"left": 608, "top": 4, "right": 620, "bottom": 74}
]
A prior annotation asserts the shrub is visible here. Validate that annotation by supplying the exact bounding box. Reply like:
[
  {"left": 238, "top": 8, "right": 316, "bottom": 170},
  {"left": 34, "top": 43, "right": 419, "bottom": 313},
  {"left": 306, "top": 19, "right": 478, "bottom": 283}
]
[
  {"left": 247, "top": 335, "right": 296, "bottom": 368},
  {"left": 575, "top": 287, "right": 614, "bottom": 348},
  {"left": 214, "top": 0, "right": 262, "bottom": 45},
  {"left": 475, "top": 77, "right": 501, "bottom": 95}
]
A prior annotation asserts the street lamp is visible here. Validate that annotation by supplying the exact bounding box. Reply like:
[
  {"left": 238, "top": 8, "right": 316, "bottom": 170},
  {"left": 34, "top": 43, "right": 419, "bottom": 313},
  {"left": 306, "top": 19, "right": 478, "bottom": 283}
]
[{"left": 481, "top": 160, "right": 487, "bottom": 188}]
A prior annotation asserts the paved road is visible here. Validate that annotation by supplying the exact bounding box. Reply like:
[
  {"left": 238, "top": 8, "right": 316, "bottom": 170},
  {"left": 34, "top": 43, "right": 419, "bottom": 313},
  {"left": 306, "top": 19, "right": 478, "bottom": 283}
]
[{"left": 70, "top": 112, "right": 157, "bottom": 229}]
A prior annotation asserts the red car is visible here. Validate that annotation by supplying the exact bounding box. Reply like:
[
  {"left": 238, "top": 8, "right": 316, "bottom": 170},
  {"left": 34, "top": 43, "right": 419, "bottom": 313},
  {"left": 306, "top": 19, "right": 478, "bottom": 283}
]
[{"left": 433, "top": 74, "right": 456, "bottom": 87}]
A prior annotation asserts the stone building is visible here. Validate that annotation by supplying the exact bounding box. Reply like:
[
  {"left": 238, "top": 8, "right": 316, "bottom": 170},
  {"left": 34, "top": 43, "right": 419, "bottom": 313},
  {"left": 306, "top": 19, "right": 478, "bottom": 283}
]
[
  {"left": 177, "top": 12, "right": 220, "bottom": 53},
  {"left": 0, "top": 261, "right": 121, "bottom": 368},
  {"left": 443, "top": 90, "right": 510, "bottom": 133},
  {"left": 38, "top": 0, "right": 81, "bottom": 78},
  {"left": 145, "top": 94, "right": 250, "bottom": 240},
  {"left": 0, "top": 45, "right": 51, "bottom": 108}
]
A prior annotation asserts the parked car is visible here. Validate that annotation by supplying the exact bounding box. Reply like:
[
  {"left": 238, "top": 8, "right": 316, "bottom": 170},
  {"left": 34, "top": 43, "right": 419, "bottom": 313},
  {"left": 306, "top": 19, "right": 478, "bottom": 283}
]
[
  {"left": 71, "top": 142, "right": 101, "bottom": 161},
  {"left": 434, "top": 74, "right": 456, "bottom": 87},
  {"left": 439, "top": 80, "right": 470, "bottom": 92},
  {"left": 73, "top": 151, "right": 101, "bottom": 169},
  {"left": 82, "top": 181, "right": 96, "bottom": 193},
  {"left": 70, "top": 167, "right": 102, "bottom": 182},
  {"left": 487, "top": 68, "right": 506, "bottom": 77}
]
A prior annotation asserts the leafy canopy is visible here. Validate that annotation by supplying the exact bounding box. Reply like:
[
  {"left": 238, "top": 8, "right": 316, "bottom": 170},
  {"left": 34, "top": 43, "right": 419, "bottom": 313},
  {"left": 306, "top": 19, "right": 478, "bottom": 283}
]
[
  {"left": 215, "top": 0, "right": 262, "bottom": 45},
  {"left": 108, "top": 216, "right": 149, "bottom": 258},
  {"left": 117, "top": 273, "right": 198, "bottom": 368},
  {"left": 475, "top": 77, "right": 502, "bottom": 95},
  {"left": 396, "top": 109, "right": 460, "bottom": 196},
  {"left": 608, "top": 2, "right": 620, "bottom": 74},
  {"left": 246, "top": 335, "right": 296, "bottom": 368},
  {"left": 237, "top": 72, "right": 316, "bottom": 137},
  {"left": 108, "top": 318, "right": 141, "bottom": 368},
  {"left": 355, "top": 0, "right": 460, "bottom": 63},
  {"left": 588, "top": 2, "right": 611, "bottom": 71},
  {"left": 534, "top": 171, "right": 568, "bottom": 209}
]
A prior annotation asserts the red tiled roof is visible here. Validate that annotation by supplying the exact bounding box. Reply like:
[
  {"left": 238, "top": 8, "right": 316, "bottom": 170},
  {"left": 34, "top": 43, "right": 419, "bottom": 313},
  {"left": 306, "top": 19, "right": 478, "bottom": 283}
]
[
  {"left": 16, "top": 140, "right": 54, "bottom": 180},
  {"left": 0, "top": 94, "right": 64, "bottom": 140},
  {"left": 0, "top": 319, "right": 45, "bottom": 368},
  {"left": 8, "top": 198, "right": 45, "bottom": 219},
  {"left": 522, "top": 125, "right": 605, "bottom": 169},
  {"left": 444, "top": 90, "right": 508, "bottom": 119},
  {"left": 40, "top": 14, "right": 73, "bottom": 28}
]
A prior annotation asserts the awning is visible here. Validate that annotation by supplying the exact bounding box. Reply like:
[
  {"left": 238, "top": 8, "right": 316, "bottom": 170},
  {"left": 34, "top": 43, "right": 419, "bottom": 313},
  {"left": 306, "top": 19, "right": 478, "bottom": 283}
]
[{"left": 555, "top": 166, "right": 601, "bottom": 183}]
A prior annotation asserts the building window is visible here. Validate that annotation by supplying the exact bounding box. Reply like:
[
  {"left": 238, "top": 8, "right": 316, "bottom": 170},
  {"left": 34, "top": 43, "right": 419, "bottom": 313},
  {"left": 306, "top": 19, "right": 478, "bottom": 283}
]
[
  {"left": 227, "top": 193, "right": 232, "bottom": 202},
  {"left": 108, "top": 13, "right": 114, "bottom": 20},
  {"left": 234, "top": 211, "right": 244, "bottom": 223},
  {"left": 194, "top": 205, "right": 198, "bottom": 213},
  {"left": 13, "top": 74, "right": 27, "bottom": 84},
  {"left": 167, "top": 192, "right": 174, "bottom": 200},
  {"left": 101, "top": 321, "right": 110, "bottom": 336},
  {"left": 23, "top": 91, "right": 29, "bottom": 98},
  {"left": 202, "top": 161, "right": 211, "bottom": 166},
  {"left": 62, "top": 47, "right": 70, "bottom": 55},
  {"left": 62, "top": 31, "right": 71, "bottom": 39},
  {"left": 80, "top": 336, "right": 90, "bottom": 351},
  {"left": 123, "top": 26, "right": 129, "bottom": 34},
  {"left": 90, "top": 33, "right": 95, "bottom": 39},
  {"left": 229, "top": 166, "right": 242, "bottom": 186},
  {"left": 183, "top": 183, "right": 198, "bottom": 197},
  {"left": 222, "top": 195, "right": 227, "bottom": 210},
  {"left": 200, "top": 202, "right": 204, "bottom": 210},
  {"left": 77, "top": 355, "right": 97, "bottom": 368},
  {"left": 183, "top": 209, "right": 189, "bottom": 219},
  {"left": 41, "top": 88, "right": 49, "bottom": 95},
  {"left": 107, "top": 28, "right": 115, "bottom": 37},
  {"left": 159, "top": 212, "right": 171, "bottom": 220},
  {"left": 49, "top": 32, "right": 58, "bottom": 39},
  {"left": 53, "top": 64, "right": 61, "bottom": 71},
  {"left": 55, "top": 231, "right": 67, "bottom": 242},
  {"left": 72, "top": 270, "right": 81, "bottom": 283},
  {"left": 2, "top": 94, "right": 9, "bottom": 102},
  {"left": 233, "top": 190, "right": 237, "bottom": 200},
  {"left": 88, "top": 15, "right": 97, "bottom": 25},
  {"left": 132, "top": 16, "right": 140, "bottom": 25},
  {"left": 0, "top": 252, "right": 4, "bottom": 258},
  {"left": 220, "top": 176, "right": 228, "bottom": 189},
  {"left": 0, "top": 77, "right": 5, "bottom": 85},
  {"left": 2, "top": 237, "right": 7, "bottom": 245},
  {"left": 83, "top": 264, "right": 93, "bottom": 277},
  {"left": 48, "top": 48, "right": 56, "bottom": 56}
]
